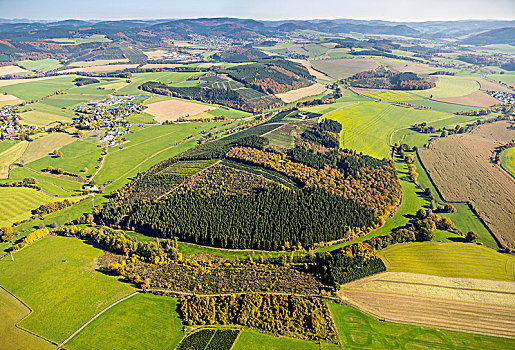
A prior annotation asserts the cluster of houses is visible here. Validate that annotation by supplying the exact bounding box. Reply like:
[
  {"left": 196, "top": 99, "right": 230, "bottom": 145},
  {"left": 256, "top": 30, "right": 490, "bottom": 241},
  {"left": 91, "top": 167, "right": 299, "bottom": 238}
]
[
  {"left": 488, "top": 90, "right": 515, "bottom": 105},
  {"left": 0, "top": 105, "right": 40, "bottom": 137},
  {"left": 72, "top": 95, "right": 146, "bottom": 147}
]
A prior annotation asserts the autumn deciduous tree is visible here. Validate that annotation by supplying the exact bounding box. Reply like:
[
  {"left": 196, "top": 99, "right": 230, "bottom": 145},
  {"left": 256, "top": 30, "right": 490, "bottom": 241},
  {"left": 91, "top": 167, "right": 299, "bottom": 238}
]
[{"left": 466, "top": 231, "right": 478, "bottom": 243}]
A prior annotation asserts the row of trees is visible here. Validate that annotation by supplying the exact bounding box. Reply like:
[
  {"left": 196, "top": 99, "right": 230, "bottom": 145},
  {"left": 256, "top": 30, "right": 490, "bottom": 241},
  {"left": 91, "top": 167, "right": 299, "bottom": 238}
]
[{"left": 179, "top": 293, "right": 337, "bottom": 342}]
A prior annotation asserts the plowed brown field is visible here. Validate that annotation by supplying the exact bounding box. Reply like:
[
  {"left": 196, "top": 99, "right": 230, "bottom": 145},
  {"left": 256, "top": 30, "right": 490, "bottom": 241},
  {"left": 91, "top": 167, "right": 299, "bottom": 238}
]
[
  {"left": 339, "top": 272, "right": 515, "bottom": 337},
  {"left": 433, "top": 91, "right": 499, "bottom": 107},
  {"left": 419, "top": 121, "right": 515, "bottom": 248}
]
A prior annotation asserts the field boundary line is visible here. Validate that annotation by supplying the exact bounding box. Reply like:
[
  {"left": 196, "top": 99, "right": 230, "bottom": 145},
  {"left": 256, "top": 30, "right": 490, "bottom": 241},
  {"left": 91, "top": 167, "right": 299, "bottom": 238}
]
[
  {"left": 56, "top": 291, "right": 139, "bottom": 349},
  {"left": 0, "top": 284, "right": 58, "bottom": 346}
]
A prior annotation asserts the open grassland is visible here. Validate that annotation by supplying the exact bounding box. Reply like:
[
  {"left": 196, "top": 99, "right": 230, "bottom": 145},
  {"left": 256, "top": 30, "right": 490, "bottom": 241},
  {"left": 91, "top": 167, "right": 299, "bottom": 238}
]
[
  {"left": 501, "top": 147, "right": 515, "bottom": 179},
  {"left": 0, "top": 287, "right": 54, "bottom": 350},
  {"left": 310, "top": 58, "right": 379, "bottom": 79},
  {"left": 6, "top": 166, "right": 84, "bottom": 195},
  {"left": 19, "top": 133, "right": 75, "bottom": 164},
  {"left": 0, "top": 75, "right": 78, "bottom": 101},
  {"left": 434, "top": 91, "right": 499, "bottom": 107},
  {"left": 419, "top": 121, "right": 515, "bottom": 249},
  {"left": 233, "top": 330, "right": 337, "bottom": 350},
  {"left": 95, "top": 122, "right": 229, "bottom": 191},
  {"left": 40, "top": 93, "right": 102, "bottom": 108},
  {"left": 276, "top": 83, "right": 327, "bottom": 103},
  {"left": 329, "top": 302, "right": 512, "bottom": 350},
  {"left": 17, "top": 59, "right": 62, "bottom": 71},
  {"left": 379, "top": 242, "right": 515, "bottom": 281},
  {"left": 18, "top": 102, "right": 75, "bottom": 126},
  {"left": 360, "top": 90, "right": 420, "bottom": 102},
  {"left": 207, "top": 108, "right": 250, "bottom": 119},
  {"left": 27, "top": 139, "right": 103, "bottom": 178},
  {"left": 300, "top": 101, "right": 358, "bottom": 115},
  {"left": 0, "top": 65, "right": 27, "bottom": 76},
  {"left": 487, "top": 73, "right": 515, "bottom": 84},
  {"left": 115, "top": 71, "right": 201, "bottom": 96},
  {"left": 407, "top": 99, "right": 476, "bottom": 113},
  {"left": 0, "top": 187, "right": 59, "bottom": 227},
  {"left": 68, "top": 59, "right": 129, "bottom": 68},
  {"left": 0, "top": 141, "right": 28, "bottom": 178},
  {"left": 145, "top": 99, "right": 216, "bottom": 122},
  {"left": 0, "top": 236, "right": 134, "bottom": 343},
  {"left": 66, "top": 294, "right": 183, "bottom": 350},
  {"left": 324, "top": 102, "right": 450, "bottom": 158},
  {"left": 413, "top": 75, "right": 480, "bottom": 99}
]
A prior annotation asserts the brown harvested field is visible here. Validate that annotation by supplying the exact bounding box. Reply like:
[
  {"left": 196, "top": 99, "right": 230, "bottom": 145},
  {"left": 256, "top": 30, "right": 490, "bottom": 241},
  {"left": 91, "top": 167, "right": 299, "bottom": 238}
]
[
  {"left": 143, "top": 50, "right": 169, "bottom": 59},
  {"left": 433, "top": 91, "right": 499, "bottom": 107},
  {"left": 80, "top": 64, "right": 139, "bottom": 73},
  {"left": 289, "top": 59, "right": 331, "bottom": 81},
  {"left": 276, "top": 83, "right": 327, "bottom": 103},
  {"left": 288, "top": 44, "right": 309, "bottom": 55},
  {"left": 478, "top": 79, "right": 514, "bottom": 92},
  {"left": 395, "top": 63, "right": 433, "bottom": 72},
  {"left": 0, "top": 94, "right": 20, "bottom": 101},
  {"left": 310, "top": 58, "right": 379, "bottom": 79},
  {"left": 419, "top": 121, "right": 515, "bottom": 248},
  {"left": 507, "top": 82, "right": 515, "bottom": 89},
  {"left": 0, "top": 65, "right": 27, "bottom": 76},
  {"left": 141, "top": 63, "right": 182, "bottom": 69},
  {"left": 339, "top": 288, "right": 515, "bottom": 337},
  {"left": 145, "top": 99, "right": 216, "bottom": 123}
]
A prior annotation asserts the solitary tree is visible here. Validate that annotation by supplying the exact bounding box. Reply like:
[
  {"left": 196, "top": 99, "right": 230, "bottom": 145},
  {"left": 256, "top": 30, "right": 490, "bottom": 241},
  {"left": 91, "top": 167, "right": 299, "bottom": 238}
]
[{"left": 466, "top": 231, "right": 478, "bottom": 243}]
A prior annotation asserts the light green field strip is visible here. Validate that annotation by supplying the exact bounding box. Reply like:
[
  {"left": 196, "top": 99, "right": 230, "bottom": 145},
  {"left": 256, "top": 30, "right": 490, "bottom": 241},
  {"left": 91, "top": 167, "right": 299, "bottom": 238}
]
[
  {"left": 379, "top": 242, "right": 515, "bottom": 281},
  {"left": 0, "top": 75, "right": 78, "bottom": 101},
  {"left": 500, "top": 147, "right": 515, "bottom": 179},
  {"left": 413, "top": 75, "right": 480, "bottom": 99},
  {"left": 0, "top": 236, "right": 134, "bottom": 343},
  {"left": 363, "top": 90, "right": 420, "bottom": 102},
  {"left": 0, "top": 187, "right": 56, "bottom": 227},
  {"left": 0, "top": 287, "right": 54, "bottom": 350},
  {"left": 323, "top": 102, "right": 449, "bottom": 158},
  {"left": 17, "top": 59, "right": 63, "bottom": 71},
  {"left": 0, "top": 141, "right": 28, "bottom": 179}
]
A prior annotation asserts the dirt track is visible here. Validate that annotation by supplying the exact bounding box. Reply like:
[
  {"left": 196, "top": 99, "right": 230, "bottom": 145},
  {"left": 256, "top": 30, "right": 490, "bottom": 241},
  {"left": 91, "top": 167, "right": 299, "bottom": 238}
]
[{"left": 419, "top": 121, "right": 515, "bottom": 248}]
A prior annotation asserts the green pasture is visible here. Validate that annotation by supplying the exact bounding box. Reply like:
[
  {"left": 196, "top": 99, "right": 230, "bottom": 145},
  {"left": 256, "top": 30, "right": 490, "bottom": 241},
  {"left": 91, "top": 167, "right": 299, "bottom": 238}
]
[
  {"left": 27, "top": 138, "right": 103, "bottom": 178},
  {"left": 126, "top": 112, "right": 157, "bottom": 124},
  {"left": 379, "top": 242, "right": 515, "bottom": 281},
  {"left": 487, "top": 73, "right": 515, "bottom": 84},
  {"left": 413, "top": 75, "right": 480, "bottom": 99},
  {"left": 328, "top": 302, "right": 515, "bottom": 349},
  {"left": 6, "top": 166, "right": 84, "bottom": 195},
  {"left": 303, "top": 44, "right": 329, "bottom": 58},
  {"left": 0, "top": 287, "right": 54, "bottom": 350},
  {"left": 17, "top": 59, "right": 63, "bottom": 72},
  {"left": 116, "top": 72, "right": 202, "bottom": 95},
  {"left": 0, "top": 187, "right": 55, "bottom": 227},
  {"left": 362, "top": 90, "right": 420, "bottom": 102},
  {"left": 18, "top": 102, "right": 75, "bottom": 126},
  {"left": 68, "top": 59, "right": 130, "bottom": 68},
  {"left": 0, "top": 236, "right": 134, "bottom": 343},
  {"left": 501, "top": 147, "right": 515, "bottom": 179},
  {"left": 208, "top": 108, "right": 250, "bottom": 119},
  {"left": 406, "top": 99, "right": 476, "bottom": 113},
  {"left": 67, "top": 294, "right": 183, "bottom": 350},
  {"left": 233, "top": 330, "right": 334, "bottom": 350},
  {"left": 0, "top": 75, "right": 78, "bottom": 101},
  {"left": 324, "top": 102, "right": 450, "bottom": 158},
  {"left": 300, "top": 101, "right": 359, "bottom": 115}
]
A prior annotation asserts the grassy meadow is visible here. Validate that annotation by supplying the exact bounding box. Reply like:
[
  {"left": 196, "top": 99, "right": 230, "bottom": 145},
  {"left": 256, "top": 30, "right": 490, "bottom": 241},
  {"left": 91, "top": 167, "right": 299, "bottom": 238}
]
[
  {"left": 17, "top": 59, "right": 63, "bottom": 71},
  {"left": 500, "top": 147, "right": 515, "bottom": 179},
  {"left": 66, "top": 294, "right": 183, "bottom": 350},
  {"left": 0, "top": 75, "right": 78, "bottom": 101},
  {"left": 379, "top": 242, "right": 515, "bottom": 281},
  {"left": 0, "top": 236, "right": 134, "bottom": 343},
  {"left": 0, "top": 187, "right": 56, "bottom": 227},
  {"left": 413, "top": 75, "right": 480, "bottom": 99},
  {"left": 323, "top": 102, "right": 450, "bottom": 158},
  {"left": 0, "top": 141, "right": 28, "bottom": 178}
]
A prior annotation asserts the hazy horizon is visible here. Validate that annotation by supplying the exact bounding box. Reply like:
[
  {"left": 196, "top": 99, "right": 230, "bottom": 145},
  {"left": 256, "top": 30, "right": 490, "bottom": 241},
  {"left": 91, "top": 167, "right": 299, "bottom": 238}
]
[{"left": 0, "top": 0, "right": 514, "bottom": 22}]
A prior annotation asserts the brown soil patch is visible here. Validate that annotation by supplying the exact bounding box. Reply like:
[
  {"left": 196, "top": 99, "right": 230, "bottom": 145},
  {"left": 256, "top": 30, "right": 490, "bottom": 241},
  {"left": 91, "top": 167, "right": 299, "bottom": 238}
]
[
  {"left": 145, "top": 99, "right": 216, "bottom": 122},
  {"left": 290, "top": 59, "right": 330, "bottom": 81},
  {"left": 143, "top": 50, "right": 169, "bottom": 59},
  {"left": 395, "top": 64, "right": 432, "bottom": 73},
  {"left": 434, "top": 91, "right": 499, "bottom": 107},
  {"left": 340, "top": 289, "right": 515, "bottom": 338},
  {"left": 141, "top": 63, "right": 182, "bottom": 69},
  {"left": 418, "top": 121, "right": 515, "bottom": 248},
  {"left": 0, "top": 94, "right": 19, "bottom": 101},
  {"left": 0, "top": 65, "right": 27, "bottom": 76},
  {"left": 478, "top": 79, "right": 514, "bottom": 93},
  {"left": 276, "top": 83, "right": 327, "bottom": 103},
  {"left": 80, "top": 64, "right": 139, "bottom": 73}
]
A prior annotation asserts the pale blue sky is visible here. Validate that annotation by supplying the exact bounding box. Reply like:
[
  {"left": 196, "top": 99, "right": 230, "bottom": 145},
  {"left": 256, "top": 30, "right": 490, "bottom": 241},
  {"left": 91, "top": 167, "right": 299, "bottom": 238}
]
[{"left": 0, "top": 0, "right": 514, "bottom": 21}]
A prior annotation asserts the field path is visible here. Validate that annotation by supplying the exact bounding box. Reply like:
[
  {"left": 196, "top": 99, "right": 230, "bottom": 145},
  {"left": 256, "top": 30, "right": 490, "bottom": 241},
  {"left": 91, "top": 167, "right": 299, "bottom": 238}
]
[
  {"left": 89, "top": 153, "right": 106, "bottom": 181},
  {"left": 57, "top": 292, "right": 139, "bottom": 349}
]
